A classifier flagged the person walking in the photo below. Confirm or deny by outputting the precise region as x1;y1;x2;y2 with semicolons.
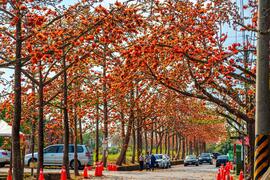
150;154;156;171
145;152;151;171
139;153;144;171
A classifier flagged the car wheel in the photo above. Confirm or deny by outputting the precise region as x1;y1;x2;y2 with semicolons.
70;160;81;170
184;164;187;166
28;158;37;167
0;163;5;167
210;162;213;165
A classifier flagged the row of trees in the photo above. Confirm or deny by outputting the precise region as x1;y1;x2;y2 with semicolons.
0;0;257;179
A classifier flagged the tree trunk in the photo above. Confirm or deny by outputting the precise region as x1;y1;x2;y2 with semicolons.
30;81;36;176
102;58;108;167
144;130;148;153
172;133;175;159
164;131;167;154
177;135;181;160
79;118;83;145
12;13;22;180
167;132;171;157
181;137;186;159
131;121;136;164
136;117;143;161
62;54;70;178
37;61;44;178
95;93;99;163
150;122;154;154
116;89;135;166
120;112;126;164
159;133;163;154
155;128;158;153
74;108;79;176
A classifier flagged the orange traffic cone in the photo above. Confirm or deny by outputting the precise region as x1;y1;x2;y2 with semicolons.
83;164;88;178
38;168;45;180
6;169;12;180
239;170;244;180
216;172;221;180
61;166;67;180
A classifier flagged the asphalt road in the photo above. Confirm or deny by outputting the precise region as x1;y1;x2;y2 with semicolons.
0;164;218;180
103;164;217;180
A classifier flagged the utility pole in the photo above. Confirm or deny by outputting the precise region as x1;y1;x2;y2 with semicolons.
254;0;270;179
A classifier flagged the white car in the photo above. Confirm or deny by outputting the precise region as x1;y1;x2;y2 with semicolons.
154;154;171;168
0;149;10;167
24;144;93;169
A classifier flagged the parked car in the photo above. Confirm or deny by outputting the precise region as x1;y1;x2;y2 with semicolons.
184;155;199;166
0;149;10;167
212;152;221;159
152;154;171;168
198;153;213;164
163;154;171;168
24;144;92;169
216;155;229;167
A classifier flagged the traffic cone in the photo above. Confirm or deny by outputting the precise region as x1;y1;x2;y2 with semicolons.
95;165;103;176
239;170;244;180
38;168;45;180
6;169;12;180
216;172;221;180
60;166;67;180
83;164;88;178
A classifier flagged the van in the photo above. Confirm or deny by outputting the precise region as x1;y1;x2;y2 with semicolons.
24;144;93;169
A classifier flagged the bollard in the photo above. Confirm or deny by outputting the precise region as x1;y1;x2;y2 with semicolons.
113;164;118;171
60;166;67;180
38;169;45;180
95;165;103;176
216;172;221;180
83;164;89;178
6;169;12;180
239;170;244;180
107;163;111;171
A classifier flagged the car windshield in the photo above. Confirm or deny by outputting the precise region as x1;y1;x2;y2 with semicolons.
154;155;163;159
186;155;196;159
201;153;210;157
217;155;228;160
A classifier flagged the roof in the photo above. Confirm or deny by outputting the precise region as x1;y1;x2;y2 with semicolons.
0;120;24;137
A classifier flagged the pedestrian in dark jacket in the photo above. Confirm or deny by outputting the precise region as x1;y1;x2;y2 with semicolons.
139;154;144;171
150;154;156;171
145;152;151;171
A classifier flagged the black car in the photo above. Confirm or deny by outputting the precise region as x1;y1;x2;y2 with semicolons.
216;155;229;167
198;153;213;164
184;155;199;166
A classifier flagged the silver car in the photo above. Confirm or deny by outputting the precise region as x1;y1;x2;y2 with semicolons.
24;144;92;169
154;154;171;168
0;149;10;167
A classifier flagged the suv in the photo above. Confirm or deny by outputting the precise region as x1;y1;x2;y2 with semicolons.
198;153;213;165
0;150;10;167
24;144;92;169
